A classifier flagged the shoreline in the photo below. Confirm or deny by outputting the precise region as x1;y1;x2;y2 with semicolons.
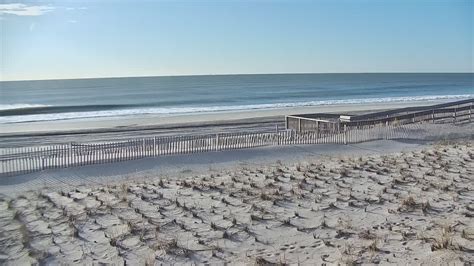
0;100;454;137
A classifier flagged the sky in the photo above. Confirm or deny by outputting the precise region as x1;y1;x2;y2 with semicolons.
0;0;472;81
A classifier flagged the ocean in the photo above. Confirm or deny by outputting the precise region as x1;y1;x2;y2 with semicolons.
0;73;472;124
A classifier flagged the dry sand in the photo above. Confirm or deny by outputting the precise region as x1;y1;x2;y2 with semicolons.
0;140;473;265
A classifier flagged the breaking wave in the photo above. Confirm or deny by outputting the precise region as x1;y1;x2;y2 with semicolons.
0;94;472;124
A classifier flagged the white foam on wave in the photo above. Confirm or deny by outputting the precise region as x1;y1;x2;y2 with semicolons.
0;104;52;111
0;94;472;124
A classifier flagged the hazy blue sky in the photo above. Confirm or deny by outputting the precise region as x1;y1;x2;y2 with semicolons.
1;0;472;81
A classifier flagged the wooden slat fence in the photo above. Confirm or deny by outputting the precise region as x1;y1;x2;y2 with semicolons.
0;118;472;177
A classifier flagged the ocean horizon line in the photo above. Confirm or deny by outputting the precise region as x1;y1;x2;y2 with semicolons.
2;71;473;83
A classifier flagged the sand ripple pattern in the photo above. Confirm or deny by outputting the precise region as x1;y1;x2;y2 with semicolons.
0;141;473;265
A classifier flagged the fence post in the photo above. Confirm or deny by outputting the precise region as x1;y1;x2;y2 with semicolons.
63;144;66;168
48;146;52;169
453;107;457;124
24;147;29;174
215;134;219;151
343;124;347;145
51;145;55;169
90;143;94;164
469;103;472;122
113;142;117;163
170;137;174;154
6;148;10;174
107;143;111;163
125;141;129;160
12;147;17;174
70;143;74;167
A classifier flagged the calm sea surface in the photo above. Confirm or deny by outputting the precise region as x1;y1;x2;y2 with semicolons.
0;73;472;124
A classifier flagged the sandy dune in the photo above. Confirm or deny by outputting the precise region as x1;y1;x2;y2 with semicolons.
0;141;473;265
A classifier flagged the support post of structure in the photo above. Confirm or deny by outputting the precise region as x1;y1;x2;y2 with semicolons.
298;118;301;133
316;121;319;138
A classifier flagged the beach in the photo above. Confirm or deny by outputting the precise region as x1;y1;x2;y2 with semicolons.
2;73;472;136
1;75;473;265
0;99;463;147
0;139;472;264
2;0;473;264
0;100;473;265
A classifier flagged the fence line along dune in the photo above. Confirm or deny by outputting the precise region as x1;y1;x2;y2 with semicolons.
1;120;473;177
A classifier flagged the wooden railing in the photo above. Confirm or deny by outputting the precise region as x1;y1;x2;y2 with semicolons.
286;99;473;133
345;103;473;127
0;121;472;177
